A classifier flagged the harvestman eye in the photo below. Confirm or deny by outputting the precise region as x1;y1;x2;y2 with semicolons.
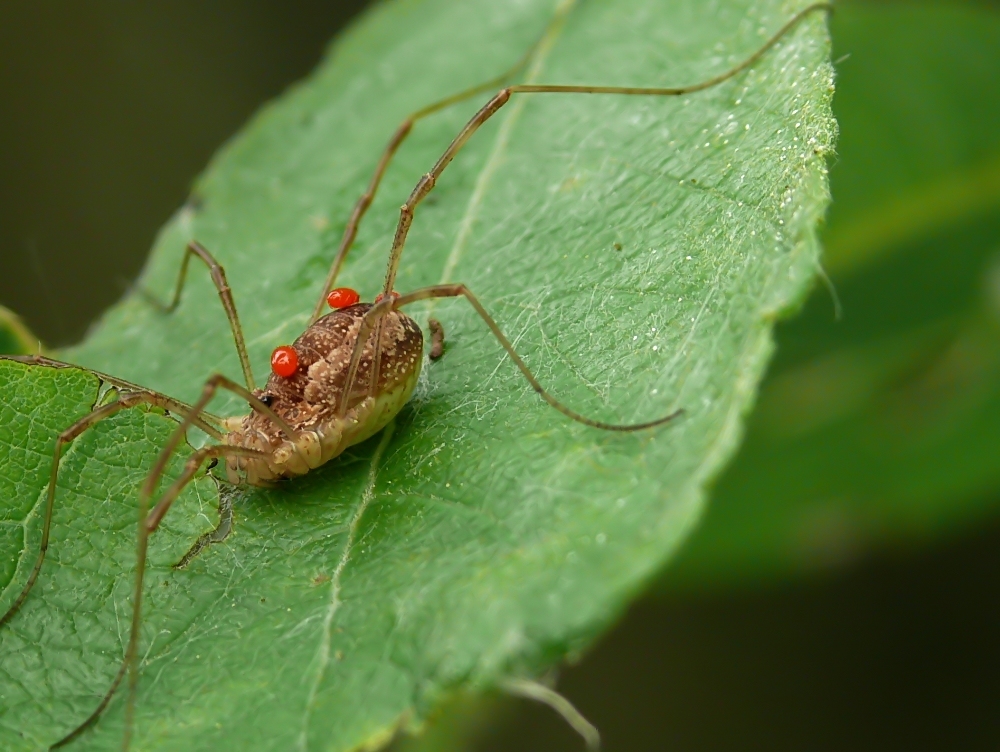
0;4;832;749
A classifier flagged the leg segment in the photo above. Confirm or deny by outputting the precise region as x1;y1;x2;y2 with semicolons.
379;3;832;296
343;286;683;431
147;240;257;391
141;373;299;513
308;0;579;321
51;370;288;748
52;441;269;750
0;389;222;629
3;354;227;431
1;366;292;748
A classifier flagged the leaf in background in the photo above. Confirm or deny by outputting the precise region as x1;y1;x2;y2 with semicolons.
0;0;833;749
669;1;1000;586
0;305;38;356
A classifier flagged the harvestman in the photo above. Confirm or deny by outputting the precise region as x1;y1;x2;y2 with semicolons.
0;3;830;748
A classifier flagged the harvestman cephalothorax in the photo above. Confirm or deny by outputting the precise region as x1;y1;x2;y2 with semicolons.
0;2;831;748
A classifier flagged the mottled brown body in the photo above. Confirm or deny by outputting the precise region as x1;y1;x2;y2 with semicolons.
224;303;423;484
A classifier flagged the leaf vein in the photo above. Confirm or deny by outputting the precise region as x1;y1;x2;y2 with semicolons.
297;420;396;751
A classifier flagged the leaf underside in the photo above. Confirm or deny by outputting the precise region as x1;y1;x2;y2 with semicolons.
0;0;834;750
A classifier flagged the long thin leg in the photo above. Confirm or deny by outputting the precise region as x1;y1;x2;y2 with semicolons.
2;354;229;431
52;441;269;751
139;373;299;517
51;370;291;749
342;285;683;431
0;390;223;629
146;240;257;391
380;3;832;296
308;0;578;322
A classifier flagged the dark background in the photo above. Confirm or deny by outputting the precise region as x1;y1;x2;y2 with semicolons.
0;1;368;346
1;2;998;750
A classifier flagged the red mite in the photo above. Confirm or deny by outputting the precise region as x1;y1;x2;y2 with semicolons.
326;287;360;309
270;345;298;378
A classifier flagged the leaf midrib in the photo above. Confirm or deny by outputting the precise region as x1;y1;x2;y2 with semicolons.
297;422;396;749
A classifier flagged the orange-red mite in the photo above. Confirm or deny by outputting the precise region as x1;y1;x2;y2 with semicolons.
326;287;360;309
270;345;298;378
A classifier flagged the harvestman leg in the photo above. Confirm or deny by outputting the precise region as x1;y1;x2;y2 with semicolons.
24;239;277;743
345;4;831;420
2;354;230;429
306;5;579;367
52;373;298;749
0;376;224;629
344;286;684;430
379;2;832;295
149;240;258;391
308;0;578;322
49;218;339;741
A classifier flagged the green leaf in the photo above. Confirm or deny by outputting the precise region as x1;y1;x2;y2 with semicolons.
668;1;1000;586
0;0;834;749
0;305;38;356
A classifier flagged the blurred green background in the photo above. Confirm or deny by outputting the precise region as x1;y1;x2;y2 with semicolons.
1;1;998;750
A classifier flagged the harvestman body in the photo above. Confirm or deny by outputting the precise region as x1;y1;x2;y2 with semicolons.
0;3;830;748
